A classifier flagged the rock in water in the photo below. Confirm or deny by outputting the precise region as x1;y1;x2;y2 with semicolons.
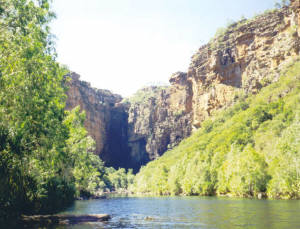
22;214;111;226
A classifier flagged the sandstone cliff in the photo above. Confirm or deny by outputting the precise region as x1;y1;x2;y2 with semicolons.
188;4;300;128
65;2;300;171
125;2;300;164
126;78;192;165
65;73;130;169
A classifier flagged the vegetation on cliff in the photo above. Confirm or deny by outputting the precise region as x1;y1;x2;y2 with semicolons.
122;86;167;105
0;0;132;223
132;60;300;199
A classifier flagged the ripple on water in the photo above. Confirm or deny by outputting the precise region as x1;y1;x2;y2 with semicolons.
57;196;300;229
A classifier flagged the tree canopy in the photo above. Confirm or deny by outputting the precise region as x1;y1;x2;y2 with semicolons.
0;0;133;223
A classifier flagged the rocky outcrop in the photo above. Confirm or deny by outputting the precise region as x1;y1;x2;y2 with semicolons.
188;5;300;128
65;2;300;171
126;3;300;164
65;73;130;169
126;74;192;167
22;214;110;227
65;72;193;171
291;0;300;33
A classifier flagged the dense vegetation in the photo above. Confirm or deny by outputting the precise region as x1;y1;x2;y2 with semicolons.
132;60;300;199
0;0;132;223
122;86;167;105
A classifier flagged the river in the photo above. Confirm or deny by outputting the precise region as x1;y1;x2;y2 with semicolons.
58;196;300;229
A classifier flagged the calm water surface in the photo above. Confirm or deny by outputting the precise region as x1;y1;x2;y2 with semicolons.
58;196;300;229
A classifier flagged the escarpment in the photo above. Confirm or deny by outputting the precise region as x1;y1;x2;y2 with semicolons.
188;4;300;128
65;73;130;169
65;2;300;171
126;73;193;166
65;73;193;171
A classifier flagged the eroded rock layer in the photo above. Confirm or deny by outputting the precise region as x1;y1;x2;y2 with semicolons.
188;5;299;128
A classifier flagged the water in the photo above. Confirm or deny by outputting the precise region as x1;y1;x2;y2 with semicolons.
58;196;300;229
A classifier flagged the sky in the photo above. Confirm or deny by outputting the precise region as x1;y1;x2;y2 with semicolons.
51;0;278;97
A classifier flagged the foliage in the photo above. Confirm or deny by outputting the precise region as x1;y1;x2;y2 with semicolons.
106;167;135;192
132;61;300;199
267;115;300;199
64;107;107;197
122;86;167;105
217;145;269;197
0;0;133;222
0;0;71;220
275;0;290;9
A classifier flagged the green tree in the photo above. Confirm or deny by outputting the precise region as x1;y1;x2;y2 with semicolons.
64;107;107;197
0;0;71;220
268;115;300;199
217;145;268;197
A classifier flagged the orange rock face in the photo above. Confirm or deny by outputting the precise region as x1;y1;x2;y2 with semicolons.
65;73;130;168
186;5;300;128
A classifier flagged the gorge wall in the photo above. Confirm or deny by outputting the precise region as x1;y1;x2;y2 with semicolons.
188;3;300;128
65;73;130;169
66;1;300;171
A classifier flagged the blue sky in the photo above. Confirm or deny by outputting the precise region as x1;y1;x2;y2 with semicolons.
51;0;278;96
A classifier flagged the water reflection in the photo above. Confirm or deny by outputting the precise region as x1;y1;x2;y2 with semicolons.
58;196;300;229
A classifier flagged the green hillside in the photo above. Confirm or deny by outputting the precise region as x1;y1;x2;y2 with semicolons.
132;60;300;199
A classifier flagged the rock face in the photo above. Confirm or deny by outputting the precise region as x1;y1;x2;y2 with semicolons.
126;75;192;168
188;5;300;128
66;2;300;171
291;0;300;29
65;73;130;169
126;3;300;165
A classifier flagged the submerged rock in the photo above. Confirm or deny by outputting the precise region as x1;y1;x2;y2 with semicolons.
21;214;111;226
